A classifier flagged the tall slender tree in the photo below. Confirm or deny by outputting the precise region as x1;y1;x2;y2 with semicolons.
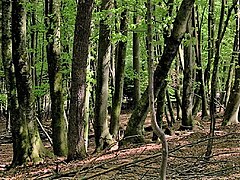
45;0;68;156
146;0;168;179
11;0;45;166
181;13;194;130
2;0;17;132
222;0;240;126
94;0;114;151
67;0;94;160
110;8;128;138
206;0;237;158
133;4;141;108
123;0;195;144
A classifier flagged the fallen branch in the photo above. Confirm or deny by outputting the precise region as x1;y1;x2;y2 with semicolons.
36;117;53;145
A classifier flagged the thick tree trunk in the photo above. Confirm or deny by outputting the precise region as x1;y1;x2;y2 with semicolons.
67;0;93;160
123;0;195;144
110;9;128;138
94;0;114;151
45;0;68;156
11;0;45;166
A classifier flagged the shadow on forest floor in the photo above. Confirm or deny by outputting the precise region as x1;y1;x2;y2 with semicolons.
0;112;239;179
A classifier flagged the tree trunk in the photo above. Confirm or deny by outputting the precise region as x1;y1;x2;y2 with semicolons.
181;13;194;130
11;0;45;166
67;0;94;160
133;10;141;108
204;0;215;91
94;0;114;151
146;1;168;179
222;1;240;126
45;0;68;156
223;6;239;107
2;0;18;132
110;9;128;138
206;0;237;158
192;6;208;118
123;0;195;144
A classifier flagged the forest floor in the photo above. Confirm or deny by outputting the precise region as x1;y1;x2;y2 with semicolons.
0;111;240;179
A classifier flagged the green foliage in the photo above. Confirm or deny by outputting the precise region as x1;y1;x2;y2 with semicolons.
33;83;49;97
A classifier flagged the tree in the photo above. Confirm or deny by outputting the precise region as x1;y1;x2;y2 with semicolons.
181;13;194;130
222;0;240;126
206;0;237;158
67;0;94;160
94;0;114;151
45;0;68;157
2;0;17;132
110;8;128;138
146;0;168;179
123;0;195;143
132;3;141;108
11;0;45;166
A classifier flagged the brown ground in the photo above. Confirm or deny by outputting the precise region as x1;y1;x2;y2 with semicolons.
0;112;239;179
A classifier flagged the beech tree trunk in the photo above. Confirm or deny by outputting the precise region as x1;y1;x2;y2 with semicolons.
110;9;128;138
11;0;45;166
67;0;94;160
181;14;194;130
94;0;114;151
45;0;68;156
2;0;17;132
123;0;195;144
206;0;237;158
222;1;240;126
146;1;168;179
133;10;141;108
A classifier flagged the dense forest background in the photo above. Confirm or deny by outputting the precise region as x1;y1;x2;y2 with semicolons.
0;0;240;179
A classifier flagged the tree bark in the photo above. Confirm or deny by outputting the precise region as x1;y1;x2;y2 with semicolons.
146;1;168;179
181;13;194;130
206;0;237;158
222;0;240;126
67;0;94;160
11;0;45;166
110;9;128;138
2;0;18;132
45;0;68;156
123;0;195;144
94;0;114;151
133;8;141;108
204;0;215;91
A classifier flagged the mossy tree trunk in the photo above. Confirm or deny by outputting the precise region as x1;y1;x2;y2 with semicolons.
67;0;93;160
2;0;18;132
123;0;195;144
11;0;45;166
110;9;128;138
94;0;114;151
45;0;68;156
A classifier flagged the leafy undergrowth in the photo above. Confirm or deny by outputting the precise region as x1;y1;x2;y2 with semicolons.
0;113;239;179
